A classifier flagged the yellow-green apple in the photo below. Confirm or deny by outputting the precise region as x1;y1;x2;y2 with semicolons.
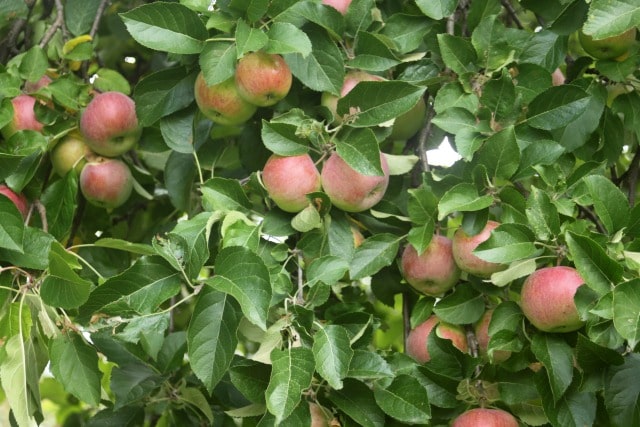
321;71;384;124
235;52;292;107
80;91;141;157
474;309;511;363
401;236;461;297
194;73;257;126
452;220;506;277
520;266;585;333
79;156;133;209
406;315;468;363
452;408;518;427
579;28;636;60
551;68;565;86
51;131;91;176
321;151;389;212
261;153;322;212
322;0;352;14
0;184;29;219
1;94;45;138
389;97;426;141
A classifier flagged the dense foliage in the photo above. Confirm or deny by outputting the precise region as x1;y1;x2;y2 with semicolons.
1;0;639;426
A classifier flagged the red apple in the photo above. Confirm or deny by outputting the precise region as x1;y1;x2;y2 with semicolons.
321;71;384;124
261;153;322;213
406;315;468;363
452;221;506;277
474;309;511;363
80;91;141;157
51;132;90;176
452;408;518;427
235;52;292;107
520;266;585;333
1;95;44;138
401;235;461;297
24;75;53;93
389;97;426;141
0;184;29;219
79;156;133;209
194;73;257;126
579;28;636;60
321;151;389;212
322;0;352;14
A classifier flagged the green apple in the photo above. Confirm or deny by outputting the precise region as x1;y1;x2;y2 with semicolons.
51;132;91;176
579;28;636;60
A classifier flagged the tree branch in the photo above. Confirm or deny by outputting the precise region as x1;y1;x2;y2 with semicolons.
39;0;67;48
90;0;111;38
500;0;523;29
627;147;640;206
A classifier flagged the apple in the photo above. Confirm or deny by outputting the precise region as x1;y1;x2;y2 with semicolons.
551;68;565;86
321;71;384;124
474;309;511;363
194;73;257;126
322;0;352;15
452;408;518;427
1;94;45;138
80;91;141;157
79;156;133;209
321;151;389;212
406;315;468;363
401;235;461;297
24;75;53;93
452;220;506;277
579;28;636;60
235;51;292;107
309;402;330;427
520;266;585;333
261;153;322;212
51;132;90;176
0;184;29;219
389;97;426;141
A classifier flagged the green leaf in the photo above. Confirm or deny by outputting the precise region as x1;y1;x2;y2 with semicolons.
531;334;573;402
437;34;478;75
526;186;561;240
188;287;241;393
471;16;520;72
347;350;394;380
536;373;597;427
64;0;101;35
265;22;312;57
265;347;315;423
201;177;252;212
565;232;621;296
230;358;271;403
474;223;537;263
180;386;215;423
40;243;92;309
349;234;400;280
110;362;164;409
381;14;432;54
433;286;485;324
605;353;640;427
93;238;156;256
582;0;640;39
0;335;38;427
260;120;309;156
582;175;629;234
313;324;354;390
348;31;400;72
437;183;494;220
160;108;195;154
118;313;169;360
49;333;101;407
275;0;345;39
480;69;517;123
18;46;48;83
328;379;386;427
612;279;640;346
373;375;431;424
527;85;590;130
235;19;268;57
408;185;438;223
0;227;54;270
575;334;624;372
134;67;197;126
416;0;457;19
431;107;478;135
205;246;272;330
0;196;25;253
199;41;236;86
476;126;520;180
334;127;383;175
120;3;207;54
307;256;349;287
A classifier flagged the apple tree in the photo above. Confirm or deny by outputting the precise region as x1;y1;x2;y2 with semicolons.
1;0;639;425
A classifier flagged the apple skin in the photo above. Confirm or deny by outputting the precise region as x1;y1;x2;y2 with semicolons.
79;156;133;209
0;184;29;219
261;153;322;213
474;309;511;363
520;266;585;333
401;235;461;297
194;73;257;126
452;220;506;277
1;95;45;138
321;151;389;212
309;402;330;427
579;28;636;60
389;97;426;141
24;75;52;93
321;71;384;124
235;52;292;107
551;68;565;86
452;408;519;427
406;315;468;363
322;0;352;14
80;91;141;157
51;132;91;176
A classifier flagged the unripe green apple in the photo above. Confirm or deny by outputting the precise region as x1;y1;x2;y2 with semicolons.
79;156;133;209
322;0;352;14
321;71;384;124
520;266;585;333
321;151;389;212
80;91;141;157
1;94;45;138
474;309;511;363
51;132;91;176
406;315;468;363
389;97;426;141
452;220;506;277
0;184;29;219
194;73;257;126
261;153;322;212
452;408;519;427
401;235;461;297
579;28;636;60
235;52;292;107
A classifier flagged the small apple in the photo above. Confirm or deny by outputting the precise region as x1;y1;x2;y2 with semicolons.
452;408;518;427
406;315;468;363
389;97;426;141
235;52;292;107
551;68;565;86
51;132;91;176
322;0;352;15
321;71;384;124
1;94;45;138
0;184;29;219
309;402;330;427
474;309;511;363
261;153;322;212
321;151;389;212
520;266;585;333
194;73;257;126
24;75;53;93
452;220;506;277
79;156;133;209
80;91;141;157
579;28;636;60
401;235;461;297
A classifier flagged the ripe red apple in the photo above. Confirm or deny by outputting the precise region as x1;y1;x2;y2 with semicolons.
474;309;511;363
401;236;461;297
79;156;133;209
321;151;389;212
322;0;352;14
51;132;90;176
452;220;506;277
406;315;468;363
1;95;44;138
389;97;426;141
80;91;141;157
194;73;257;126
0;184;29;219
520;266;585;333
452;408;518;427
321;71;384;124
261;153;322;213
235;52;292;107
579;28;636;60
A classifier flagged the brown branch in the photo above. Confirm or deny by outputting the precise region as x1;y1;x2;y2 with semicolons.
501;0;523;29
402;292;412;351
39;0;66;48
0;19;27;63
627;147;640;206
578;205;607;235
90;0;111;38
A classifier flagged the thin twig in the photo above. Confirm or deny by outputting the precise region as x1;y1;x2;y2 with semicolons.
627;147;640;206
33;200;48;233
90;0;111;38
402;292;411;350
578;205;607;235
0;19;27;63
500;0;523;29
39;0;66;48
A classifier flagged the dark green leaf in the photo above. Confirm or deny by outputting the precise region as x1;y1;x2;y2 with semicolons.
40;243;92;309
433;286;485;325
527;85;590;130
201;177;252;212
373;375;431;424
349;233;400;280
612;279;640;345
605;353;640;427
476;126;520;179
581;175;629;234
437;183;494;220
474;223;537;263
437;34;478;75
260;120;309;156
199;41;236;86
531;334;573;402
313;324;354;389
49;333;100;406
334;127;382;175
265;22;312;56
134;67;197;126
329;379;385;427
582;0;640;39
565;232;621;296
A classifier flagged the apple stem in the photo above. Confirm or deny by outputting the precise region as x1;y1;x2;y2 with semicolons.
33;200;48;233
